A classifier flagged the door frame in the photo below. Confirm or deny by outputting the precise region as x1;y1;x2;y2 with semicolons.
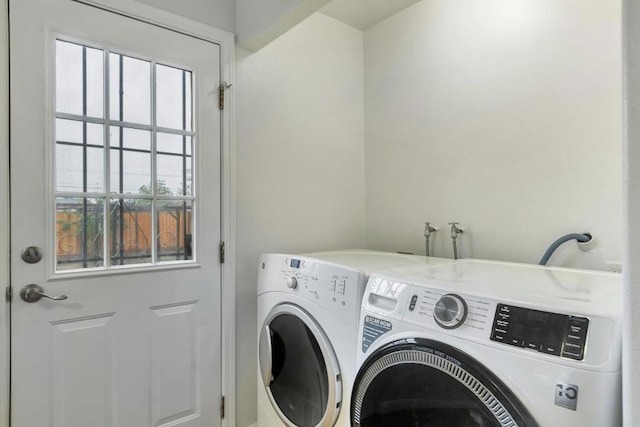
0;0;236;426
0;0;9;426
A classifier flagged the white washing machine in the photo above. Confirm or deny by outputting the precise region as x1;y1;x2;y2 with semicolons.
351;259;622;427
257;250;454;427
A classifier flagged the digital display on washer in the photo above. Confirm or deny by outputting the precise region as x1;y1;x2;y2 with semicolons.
490;304;588;360
290;258;301;268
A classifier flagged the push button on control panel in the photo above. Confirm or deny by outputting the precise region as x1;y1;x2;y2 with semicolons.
540;344;562;356
561;317;588;360
409;295;418;311
507;337;525;348
525;341;541;351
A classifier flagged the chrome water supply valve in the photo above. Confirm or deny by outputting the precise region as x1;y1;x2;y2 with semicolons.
424;222;438;257
449;222;464;260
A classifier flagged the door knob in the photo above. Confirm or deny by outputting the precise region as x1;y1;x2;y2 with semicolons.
19;284;68;303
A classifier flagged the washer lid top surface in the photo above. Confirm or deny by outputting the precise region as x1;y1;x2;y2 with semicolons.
381;258;622;310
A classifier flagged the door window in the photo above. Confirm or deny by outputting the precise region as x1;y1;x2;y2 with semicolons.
54;39;195;271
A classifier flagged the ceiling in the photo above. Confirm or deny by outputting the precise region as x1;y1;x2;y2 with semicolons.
320;0;421;30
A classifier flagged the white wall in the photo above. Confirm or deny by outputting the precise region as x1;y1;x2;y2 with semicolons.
363;0;622;270
235;13;365;426
133;0;235;32
623;0;640;424
235;0;332;51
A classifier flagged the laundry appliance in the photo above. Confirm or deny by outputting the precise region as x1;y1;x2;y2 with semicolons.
351;259;622;427
256;250;454;427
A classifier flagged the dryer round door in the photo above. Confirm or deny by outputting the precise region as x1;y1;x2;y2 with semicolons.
351;338;538;427
259;303;342;427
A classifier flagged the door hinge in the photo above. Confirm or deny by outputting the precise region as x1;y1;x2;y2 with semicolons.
5;286;11;303
219;241;225;264
218;82;232;111
220;395;225;419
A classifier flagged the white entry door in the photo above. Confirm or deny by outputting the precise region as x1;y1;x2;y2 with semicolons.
9;0;222;426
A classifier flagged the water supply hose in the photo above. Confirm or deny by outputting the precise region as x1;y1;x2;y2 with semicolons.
538;233;592;265
453;238;459;260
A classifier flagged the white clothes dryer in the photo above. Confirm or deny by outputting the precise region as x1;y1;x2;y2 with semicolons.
257;250;454;427
351;259;622;427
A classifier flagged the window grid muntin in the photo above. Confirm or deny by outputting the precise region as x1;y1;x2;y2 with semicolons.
150;55;157;265
54;38;196;272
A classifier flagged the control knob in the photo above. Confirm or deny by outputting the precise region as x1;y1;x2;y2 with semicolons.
286;276;298;289
433;293;467;329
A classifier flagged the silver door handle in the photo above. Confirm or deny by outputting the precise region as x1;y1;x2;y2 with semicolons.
20;284;68;303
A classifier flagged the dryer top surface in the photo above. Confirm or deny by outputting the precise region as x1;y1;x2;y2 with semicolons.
302;249;453;274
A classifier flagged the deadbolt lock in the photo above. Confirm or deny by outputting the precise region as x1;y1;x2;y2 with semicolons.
21;246;43;264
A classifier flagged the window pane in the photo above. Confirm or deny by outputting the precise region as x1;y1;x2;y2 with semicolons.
86;146;104;192
86;47;104;118
56;119;83;144
185;76;192;131
157;133;191;156
87;122;104;146
109;124;120;148
110;198;152;265
56;41;83;115
108;53;120;120
122;127;150;151
56;144;83;192
56;197;105;270
110;126;151;151
109;53;151;125
157;153;191;196
56;119;103;146
109;127;151;194
56;144;104;192
56;41;104;117
157;200;193;262
156;64;191;131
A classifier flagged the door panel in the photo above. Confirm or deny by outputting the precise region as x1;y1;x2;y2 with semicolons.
51;314;115;427
151;302;200;425
9;0;221;425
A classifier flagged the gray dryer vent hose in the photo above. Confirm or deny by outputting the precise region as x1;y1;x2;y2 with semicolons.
538;233;592;265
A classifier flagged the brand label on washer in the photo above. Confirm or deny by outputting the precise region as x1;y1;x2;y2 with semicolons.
362;315;392;353
555;383;579;411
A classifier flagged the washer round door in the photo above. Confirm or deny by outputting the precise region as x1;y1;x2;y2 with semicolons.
351;338;538;427
259;303;342;427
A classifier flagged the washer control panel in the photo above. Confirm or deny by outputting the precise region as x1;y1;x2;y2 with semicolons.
363;271;619;368
397;284;494;342
490;304;589;360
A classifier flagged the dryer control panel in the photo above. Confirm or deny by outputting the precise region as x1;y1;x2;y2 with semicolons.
258;254;366;327
490;304;589;360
